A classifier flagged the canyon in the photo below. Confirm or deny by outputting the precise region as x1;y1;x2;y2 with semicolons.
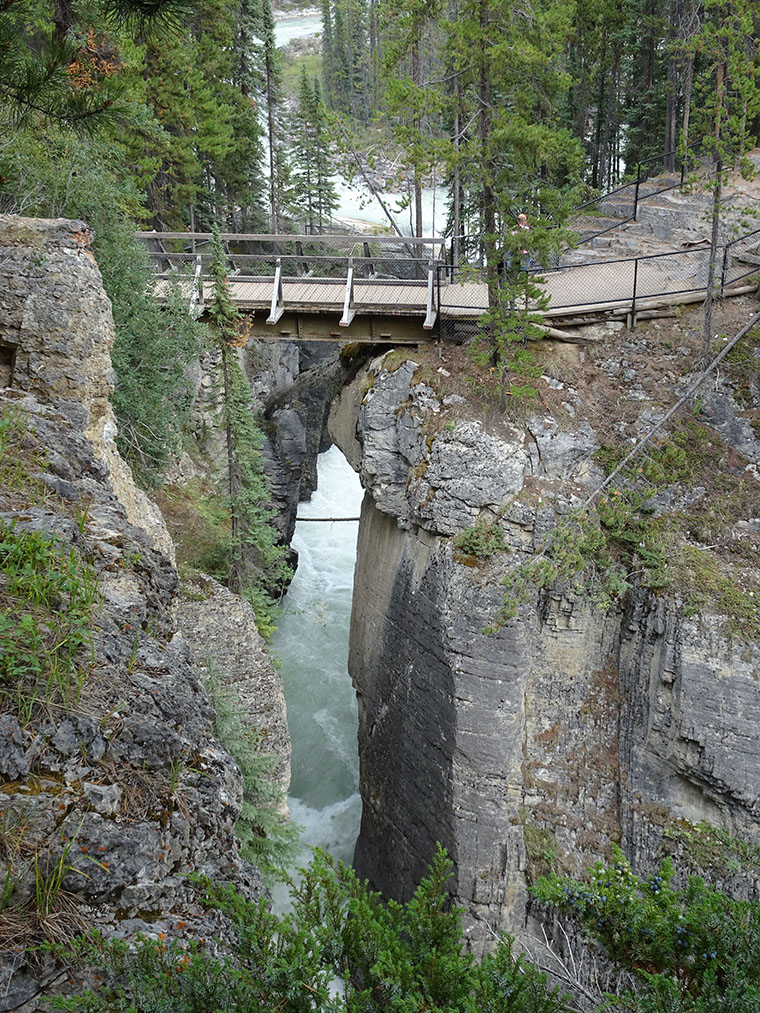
1;212;760;1004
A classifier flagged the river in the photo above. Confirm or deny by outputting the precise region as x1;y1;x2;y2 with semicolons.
270;446;364;878
269;11;437;887
274;10;446;237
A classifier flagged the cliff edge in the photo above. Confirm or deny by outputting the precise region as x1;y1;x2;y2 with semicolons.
0;216;288;1008
330;302;760;950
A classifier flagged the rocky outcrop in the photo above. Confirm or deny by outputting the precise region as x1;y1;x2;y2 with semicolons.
252;340;341;542
176;572;291;799
0;215;174;558
175;336;340;546
0;216;289;1007
330;331;760;951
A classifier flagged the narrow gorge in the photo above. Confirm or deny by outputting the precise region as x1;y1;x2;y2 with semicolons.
2;213;760;1006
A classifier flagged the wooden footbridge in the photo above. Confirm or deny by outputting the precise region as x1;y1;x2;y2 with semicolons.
141;232;449;344
137;227;760;343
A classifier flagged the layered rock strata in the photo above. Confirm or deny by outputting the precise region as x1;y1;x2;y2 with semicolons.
330;340;760;950
0;216;289;1006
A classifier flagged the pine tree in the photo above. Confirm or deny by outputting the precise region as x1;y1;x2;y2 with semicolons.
0;0;194;128
289;69;337;231
440;0;582;398
207;229;292;634
687;0;760;357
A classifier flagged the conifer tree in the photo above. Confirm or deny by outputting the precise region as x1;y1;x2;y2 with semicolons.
289;69;338;231
0;0;194;128
440;0;582;397
688;0;760;357
207;229;292;633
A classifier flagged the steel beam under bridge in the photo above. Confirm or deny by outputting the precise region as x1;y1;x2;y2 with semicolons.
218;307;431;344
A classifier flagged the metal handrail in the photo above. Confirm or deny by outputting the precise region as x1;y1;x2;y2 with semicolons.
437;226;760;317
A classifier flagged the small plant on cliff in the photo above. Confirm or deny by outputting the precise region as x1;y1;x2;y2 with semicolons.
204;665;299;872
534;845;760;1012
0;523;97;721
453;520;508;564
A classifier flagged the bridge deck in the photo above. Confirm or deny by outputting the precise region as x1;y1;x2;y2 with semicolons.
146;228;760;337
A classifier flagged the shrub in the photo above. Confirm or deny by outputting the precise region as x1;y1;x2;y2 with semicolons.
534;844;760;1012
0;523;97;722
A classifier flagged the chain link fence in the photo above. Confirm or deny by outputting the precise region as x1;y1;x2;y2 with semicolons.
437;227;760;327
569;147;709;244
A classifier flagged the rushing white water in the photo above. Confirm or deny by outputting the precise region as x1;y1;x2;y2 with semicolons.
274;12;321;48
271;446;364;874
274;11;446;236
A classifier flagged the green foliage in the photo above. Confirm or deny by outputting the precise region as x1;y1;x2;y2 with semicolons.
523;821;560;883
0;407;48;503
289;68;338;230
668;543;760;637
47;929;285;1012
493;411;760;633
104;226;204;485
663;820;760;877
203;666;299;871
44;841;760;1012
535;845;760;1012
0;522;97;721
321;0;373;123
290;846;570;1012
0;0;194;130
207;230;293;636
47;847;571;1011
0;128;204;486
493;509;629;629
453;520;508;562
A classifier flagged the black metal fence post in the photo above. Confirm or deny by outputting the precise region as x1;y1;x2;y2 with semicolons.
720;245;729;296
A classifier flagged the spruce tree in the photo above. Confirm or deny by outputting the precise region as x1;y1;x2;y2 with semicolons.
440;0;582;398
207;229;292;634
688;0;760;358
289;69;338;231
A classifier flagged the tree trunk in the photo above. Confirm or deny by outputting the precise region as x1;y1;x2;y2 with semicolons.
591;38;607;189
412;37;424;242
221;346;243;595
664;0;679;169
266;57;278;232
681;54;693;153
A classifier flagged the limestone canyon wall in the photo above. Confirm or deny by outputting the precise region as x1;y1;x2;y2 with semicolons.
330;342;760;949
0;216;289;1005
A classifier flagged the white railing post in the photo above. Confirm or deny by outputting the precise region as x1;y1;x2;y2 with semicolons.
423;258;437;330
340;258;356;327
266;257;285;324
189;255;203;315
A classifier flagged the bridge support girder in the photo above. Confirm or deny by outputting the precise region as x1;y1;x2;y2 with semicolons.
235;309;430;344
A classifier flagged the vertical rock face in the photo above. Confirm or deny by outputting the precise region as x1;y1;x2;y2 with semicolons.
0;214;173;557
0;216;290;1004
331;347;760;949
246;340;341;541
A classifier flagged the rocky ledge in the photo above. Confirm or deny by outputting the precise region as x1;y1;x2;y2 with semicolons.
330;314;760;951
0;217;289;1009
